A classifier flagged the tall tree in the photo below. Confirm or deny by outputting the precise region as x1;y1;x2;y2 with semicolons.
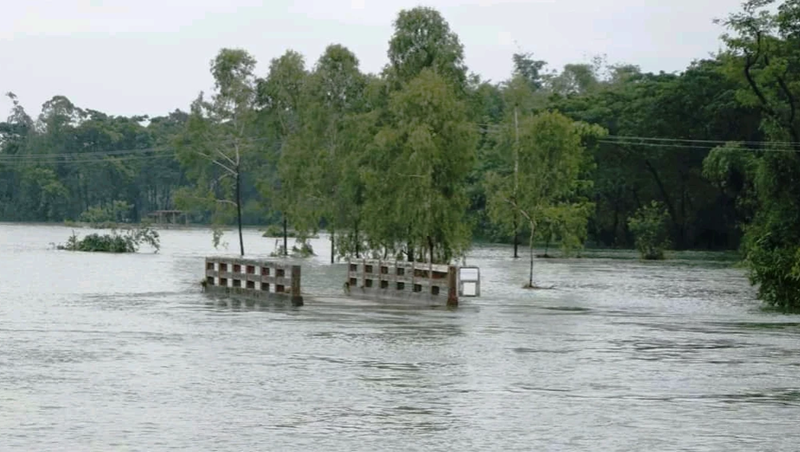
512;52;548;91
363;68;477;263
176;48;258;256
485;111;600;288
256;50;308;255
281;44;367;263
0;93;34;217
714;0;800;309
386;6;468;92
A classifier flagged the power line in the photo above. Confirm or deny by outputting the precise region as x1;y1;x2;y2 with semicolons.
0;153;178;165
601;135;800;147
0;137;275;159
475;124;800;153
475;121;800;148
598;139;800;153
0;136;279;163
0;145;172;160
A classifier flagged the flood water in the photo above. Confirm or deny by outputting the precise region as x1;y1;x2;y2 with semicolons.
1;224;799;451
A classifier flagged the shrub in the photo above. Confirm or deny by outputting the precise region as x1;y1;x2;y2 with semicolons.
78;200;132;227
628;201;671;260
58;225;160;253
262;224;296;238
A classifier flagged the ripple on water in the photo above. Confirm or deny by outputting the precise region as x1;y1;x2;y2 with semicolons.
1;225;798;451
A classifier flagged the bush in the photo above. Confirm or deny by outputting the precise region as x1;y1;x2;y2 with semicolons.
262;224;295;238
291;239;315;258
628;201;671;260
78;200;132;227
58;225;160;253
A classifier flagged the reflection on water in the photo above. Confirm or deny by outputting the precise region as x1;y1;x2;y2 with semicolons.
1;224;799;451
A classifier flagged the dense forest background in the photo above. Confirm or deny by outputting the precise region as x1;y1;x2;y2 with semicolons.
2;1;800;307
0;40;756;251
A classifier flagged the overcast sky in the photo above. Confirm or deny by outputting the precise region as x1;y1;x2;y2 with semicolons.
1;0;738;119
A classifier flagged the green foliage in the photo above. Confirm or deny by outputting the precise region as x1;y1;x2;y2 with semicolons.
78;200;132;226
276;44;367;263
386;7;467;91
539;202;595;256
712;0;800;310
262;224;296;238
255;50;309;249
485;110;597;286
18;166;68;221
291;238;315;258
628;202;671;260
175;48;259;256
512;52;548;91
58;225;160;253
363;68;477;263
211;226;227;250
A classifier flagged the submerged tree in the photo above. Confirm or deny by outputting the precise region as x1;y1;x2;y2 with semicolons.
256;50;308;256
176;48;258;256
363;69;477;263
628;201;671;260
485;111;599;288
280;44;367;263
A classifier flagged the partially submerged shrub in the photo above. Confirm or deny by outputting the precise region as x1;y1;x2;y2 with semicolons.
291;239;315;258
58;225;160;253
628;201;671;260
268;238;315;258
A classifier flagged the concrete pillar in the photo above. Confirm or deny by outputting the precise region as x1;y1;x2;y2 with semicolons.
447;265;458;308
291;265;303;307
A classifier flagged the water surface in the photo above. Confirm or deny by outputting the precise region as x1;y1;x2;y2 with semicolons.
1;224;798;451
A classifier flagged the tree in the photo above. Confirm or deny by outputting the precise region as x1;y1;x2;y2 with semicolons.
363;68;477;263
0;93;34;218
628;201;671;260
485;111;599;288
386;6;468;92
280;44;367;263
512;52;548;91
176;48;258;256
500;73;541;258
714;0;800;310
256;50;308;255
547;63;600;96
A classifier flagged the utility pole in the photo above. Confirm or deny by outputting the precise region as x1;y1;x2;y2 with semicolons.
513;107;520;259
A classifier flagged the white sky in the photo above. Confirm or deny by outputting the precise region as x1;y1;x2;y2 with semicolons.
0;0;738;119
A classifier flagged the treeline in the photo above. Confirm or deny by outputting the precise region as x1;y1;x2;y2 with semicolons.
2;2;800;306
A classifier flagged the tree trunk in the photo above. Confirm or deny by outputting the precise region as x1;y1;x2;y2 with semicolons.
283;216;288;257
354;220;360;258
513;214;519;259
611;197;620;247
544;234;550;257
528;222;536;288
644;159;679;235
330;222;335;264
235;169;244;256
